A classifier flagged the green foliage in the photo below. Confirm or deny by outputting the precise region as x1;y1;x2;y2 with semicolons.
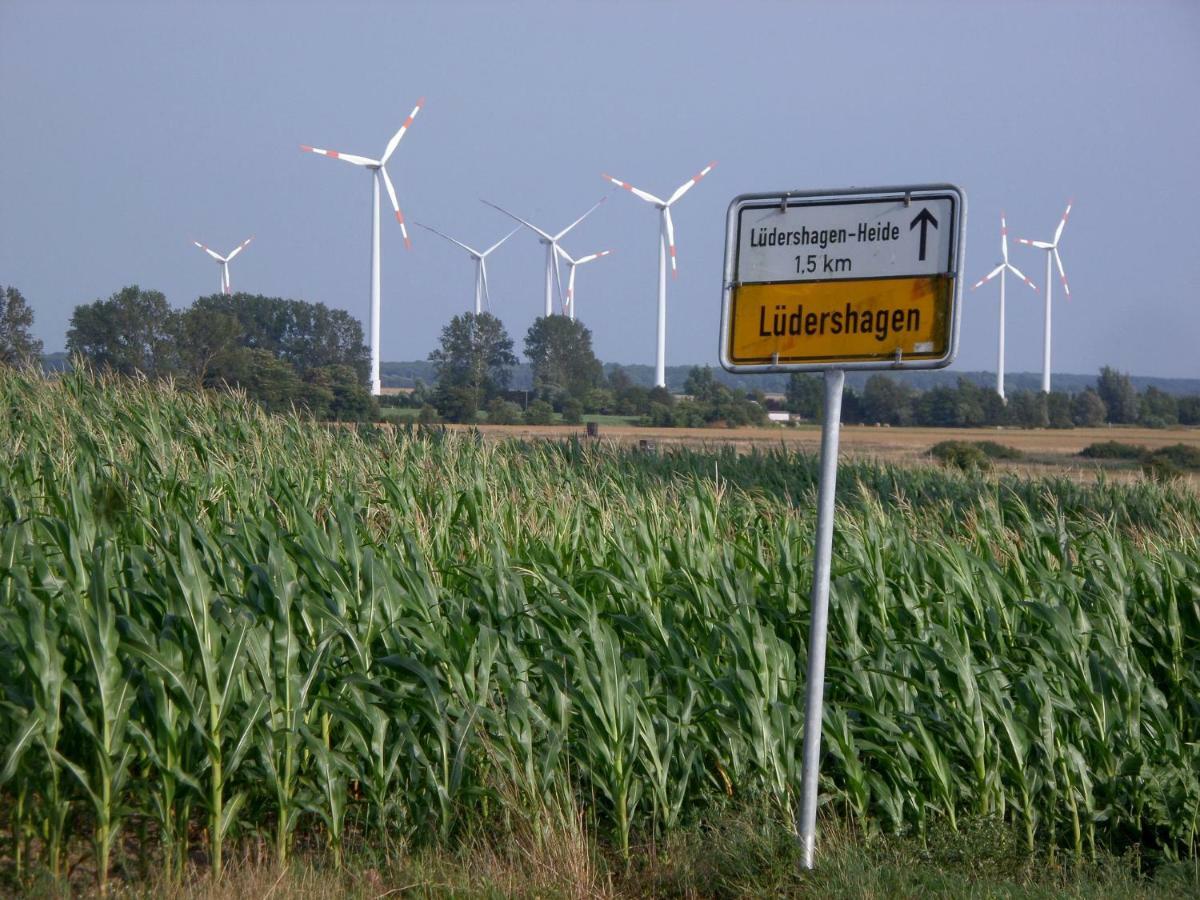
648;366;767;428
930;440;993;471
523;398;555;425
1097;367;1140;424
523;316;603;401
0;285;43;367
1079;441;1147;460
786;373;823;418
560;398;583;425
428;312;516;423
1;369;1199;891
1072;388;1108;427
67;285;176;377
485;398;522;425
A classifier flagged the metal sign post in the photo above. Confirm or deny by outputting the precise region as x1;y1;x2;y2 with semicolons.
718;185;966;869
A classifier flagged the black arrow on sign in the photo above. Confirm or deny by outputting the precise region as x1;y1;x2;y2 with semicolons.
909;208;939;261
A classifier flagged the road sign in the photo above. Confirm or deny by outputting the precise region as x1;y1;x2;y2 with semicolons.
719;185;965;372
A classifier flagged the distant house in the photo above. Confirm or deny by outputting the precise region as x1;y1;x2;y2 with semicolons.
767;411;792;424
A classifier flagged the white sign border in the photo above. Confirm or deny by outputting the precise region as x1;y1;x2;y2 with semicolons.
718;184;967;373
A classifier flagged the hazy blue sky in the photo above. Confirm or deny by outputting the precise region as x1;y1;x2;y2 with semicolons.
2;0;1198;377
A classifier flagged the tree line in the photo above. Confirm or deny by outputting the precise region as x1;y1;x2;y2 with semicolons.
406;312;769;427
785;367;1200;428
0;283;376;420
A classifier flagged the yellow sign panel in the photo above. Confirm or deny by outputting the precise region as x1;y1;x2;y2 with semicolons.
727;275;953;367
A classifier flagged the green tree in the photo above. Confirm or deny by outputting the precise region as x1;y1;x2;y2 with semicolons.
861;375;914;425
192;293;370;381
67;285;177;377
171;307;242;387
0;285;43;367
1178;396;1200;426
305;364;378;421
429;312;516;422
1071;388;1107;427
524;316;604;401
211;348;304;413
1046;391;1074;429
524;399;555;425
786;373;823;419
1097;366;1139;424
1007;390;1049;429
1138;386;1178;427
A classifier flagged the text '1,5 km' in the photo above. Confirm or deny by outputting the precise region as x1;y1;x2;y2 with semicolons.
719;185;965;372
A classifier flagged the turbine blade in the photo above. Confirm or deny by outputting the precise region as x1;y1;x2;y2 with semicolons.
576;249;613;266
193;241;225;262
1005;263;1038;292
601;173;665;205
1018;238;1054;249
567;266;577;313
482;226;521;257
415;222;478;256
381;97;425;165
1000;211;1009;261
553;245;565;305
480;200;554;241
481;260;491;311
299;145;378;167
225;236;254;262
380;167;411;248
1053;198;1073;245
554;244;576;266
667;160;717;205
663;207;677;277
1054;249;1070;298
554;197;606;240
971;264;1005;290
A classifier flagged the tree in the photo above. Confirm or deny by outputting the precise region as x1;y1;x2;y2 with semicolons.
429;312;516;422
1096;366;1139;424
305;364;377;421
524;316;604;401
1007;390;1049;428
192;293;370;381
0;285;43;367
786;374;823;419
67;286;177;377
1071;388;1107;427
1178;396;1200;426
861;375;914;425
171;307;241;387
1046;391;1074;429
524;399;554;425
1138;386;1178;427
211;348;304;413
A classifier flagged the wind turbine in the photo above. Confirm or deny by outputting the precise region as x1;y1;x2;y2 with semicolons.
1018;200;1073;393
554;246;613;321
192;237;253;295
300;97;424;395
415;223;520;314
480;198;606;318
970;212;1038;400
601;162;716;387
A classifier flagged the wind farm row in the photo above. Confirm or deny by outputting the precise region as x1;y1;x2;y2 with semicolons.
190;95;1074;400
191;96;715;396
971;201;1075;396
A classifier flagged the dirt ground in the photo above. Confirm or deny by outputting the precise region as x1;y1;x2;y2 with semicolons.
434;421;1200;478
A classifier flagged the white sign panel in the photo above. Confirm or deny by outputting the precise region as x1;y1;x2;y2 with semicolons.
736;196;957;284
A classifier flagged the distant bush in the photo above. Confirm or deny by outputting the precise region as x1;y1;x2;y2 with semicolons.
974;441;1023;460
1144;443;1200;471
561;398;583;425
931;441;992;472
417;404;440;425
1078;441;1147;460
524;399;554;426
486;398;522;425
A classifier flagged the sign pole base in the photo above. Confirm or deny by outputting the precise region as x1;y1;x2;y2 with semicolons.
797;367;845;870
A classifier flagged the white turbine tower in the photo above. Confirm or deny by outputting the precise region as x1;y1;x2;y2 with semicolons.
1018;200;1073;393
601;162;716;388
970;212;1038;400
192;237;253;295
480;198;606;318
554;247;613;321
300;97;424;395
415;223;520;314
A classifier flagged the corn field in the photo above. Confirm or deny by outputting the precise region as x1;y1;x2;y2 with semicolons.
1;369;1198;890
